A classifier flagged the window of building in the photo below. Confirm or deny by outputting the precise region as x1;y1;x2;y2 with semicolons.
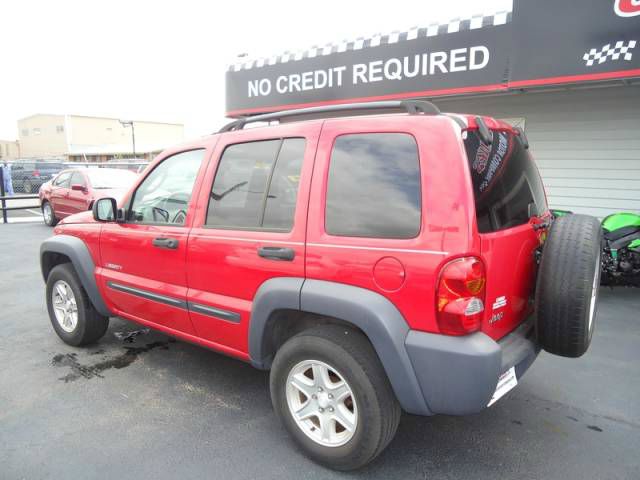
206;138;306;231
33;128;41;136
326;133;422;239
129;149;205;225
56;125;64;134
21;129;28;137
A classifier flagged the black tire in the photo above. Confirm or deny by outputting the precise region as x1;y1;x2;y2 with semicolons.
42;201;58;227
270;325;401;471
535;214;602;357
46;263;109;346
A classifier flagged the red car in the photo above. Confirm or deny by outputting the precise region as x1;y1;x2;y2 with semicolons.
39;168;137;226
40;101;602;470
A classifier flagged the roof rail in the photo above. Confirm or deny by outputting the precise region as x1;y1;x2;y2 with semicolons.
218;100;441;133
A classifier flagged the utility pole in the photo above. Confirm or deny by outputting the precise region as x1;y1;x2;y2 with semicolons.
119;120;136;159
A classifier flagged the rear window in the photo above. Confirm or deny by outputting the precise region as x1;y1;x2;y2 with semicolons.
326;133;421;239
464;129;547;233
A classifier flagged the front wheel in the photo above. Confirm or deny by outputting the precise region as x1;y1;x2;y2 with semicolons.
46;263;109;346
270;325;401;471
42;201;58;226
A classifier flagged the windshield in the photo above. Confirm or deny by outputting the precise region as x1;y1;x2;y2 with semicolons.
464;129;547;233
86;169;137;189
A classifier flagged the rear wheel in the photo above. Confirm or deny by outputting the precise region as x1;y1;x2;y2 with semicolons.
535;214;602;357
46;263;109;346
42;201;58;226
270;325;400;471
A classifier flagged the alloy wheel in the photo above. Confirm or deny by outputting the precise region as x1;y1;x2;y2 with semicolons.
51;280;78;333
43;203;53;224
285;359;358;447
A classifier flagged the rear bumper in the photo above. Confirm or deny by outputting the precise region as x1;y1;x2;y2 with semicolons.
405;317;539;415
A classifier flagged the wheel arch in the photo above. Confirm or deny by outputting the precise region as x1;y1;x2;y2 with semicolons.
249;277;431;415
40;235;112;317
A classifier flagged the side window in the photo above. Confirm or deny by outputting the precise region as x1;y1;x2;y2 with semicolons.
326;133;421;239
129;149;205;225
263;139;305;230
70;172;85;187
206;138;305;231
53;172;72;188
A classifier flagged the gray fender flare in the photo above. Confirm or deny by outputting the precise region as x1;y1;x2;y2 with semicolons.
249;277;304;369
248;277;431;416
40;235;112;317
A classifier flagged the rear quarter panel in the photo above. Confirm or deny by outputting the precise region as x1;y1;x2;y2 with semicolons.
305;115;478;333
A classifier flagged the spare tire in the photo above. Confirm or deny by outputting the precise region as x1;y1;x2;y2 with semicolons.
535;214;602;358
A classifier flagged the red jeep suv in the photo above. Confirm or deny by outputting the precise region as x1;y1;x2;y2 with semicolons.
40;101;602;470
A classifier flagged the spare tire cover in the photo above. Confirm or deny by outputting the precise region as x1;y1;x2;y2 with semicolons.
535;214;602;358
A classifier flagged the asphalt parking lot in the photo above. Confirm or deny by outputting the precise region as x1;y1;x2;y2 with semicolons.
1;222;639;480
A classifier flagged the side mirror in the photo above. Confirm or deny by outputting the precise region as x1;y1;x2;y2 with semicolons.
71;183;87;193
93;197;117;222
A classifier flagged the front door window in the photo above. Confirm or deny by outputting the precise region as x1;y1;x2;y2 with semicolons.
129;149;205;225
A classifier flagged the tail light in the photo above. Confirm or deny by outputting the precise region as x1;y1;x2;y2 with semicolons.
33;170;40;177
436;257;486;335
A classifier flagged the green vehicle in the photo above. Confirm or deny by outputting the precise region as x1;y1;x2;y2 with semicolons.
601;212;640;286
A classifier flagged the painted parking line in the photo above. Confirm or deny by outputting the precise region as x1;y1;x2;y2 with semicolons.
26;209;42;216
6;216;43;224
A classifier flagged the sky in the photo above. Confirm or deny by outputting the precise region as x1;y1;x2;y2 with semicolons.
0;0;511;141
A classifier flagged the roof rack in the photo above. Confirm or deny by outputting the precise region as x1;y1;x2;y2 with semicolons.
218;100;442;133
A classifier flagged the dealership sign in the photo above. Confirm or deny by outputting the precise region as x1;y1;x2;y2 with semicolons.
226;0;640;116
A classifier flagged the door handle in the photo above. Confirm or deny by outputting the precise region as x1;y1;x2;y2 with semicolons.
152;237;179;249
257;246;295;261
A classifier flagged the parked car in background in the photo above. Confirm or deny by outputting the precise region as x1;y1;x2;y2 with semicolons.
11;161;65;193
39;168;137;226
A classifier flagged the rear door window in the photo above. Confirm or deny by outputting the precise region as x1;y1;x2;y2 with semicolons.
325;133;421;239
464;130;547;233
206;138;305;231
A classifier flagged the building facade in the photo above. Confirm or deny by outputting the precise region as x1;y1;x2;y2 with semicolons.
17;114;184;162
0;140;20;160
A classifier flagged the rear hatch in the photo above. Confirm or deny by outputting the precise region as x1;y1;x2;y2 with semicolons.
463;127;548;340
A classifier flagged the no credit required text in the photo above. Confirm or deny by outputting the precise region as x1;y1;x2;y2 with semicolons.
248;45;490;98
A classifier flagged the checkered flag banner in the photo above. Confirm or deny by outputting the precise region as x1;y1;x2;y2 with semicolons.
583;40;636;66
229;9;512;71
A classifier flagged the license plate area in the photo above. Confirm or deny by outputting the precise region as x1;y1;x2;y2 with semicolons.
487;366;517;407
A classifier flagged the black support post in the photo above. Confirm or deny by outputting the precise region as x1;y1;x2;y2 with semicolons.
0;167;7;224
